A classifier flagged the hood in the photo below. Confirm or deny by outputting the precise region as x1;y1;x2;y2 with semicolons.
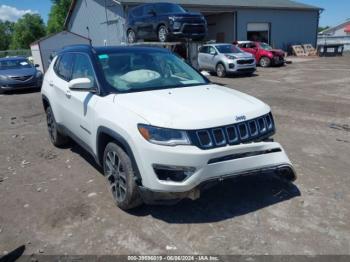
171;12;202;18
228;52;253;59
0;67;36;77
115;84;270;130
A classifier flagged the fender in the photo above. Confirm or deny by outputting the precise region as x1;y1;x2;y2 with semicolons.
96;126;143;185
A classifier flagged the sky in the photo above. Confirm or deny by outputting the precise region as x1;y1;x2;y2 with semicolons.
0;0;349;27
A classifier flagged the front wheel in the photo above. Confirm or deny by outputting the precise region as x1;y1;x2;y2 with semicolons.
103;142;142;210
216;63;226;78
158;25;168;43
259;57;271;67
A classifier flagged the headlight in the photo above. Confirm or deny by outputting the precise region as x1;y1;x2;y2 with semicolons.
173;22;181;30
225;54;237;60
138;124;191;146
36;71;43;78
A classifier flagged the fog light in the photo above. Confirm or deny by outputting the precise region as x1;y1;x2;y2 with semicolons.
229;63;235;69
153;164;196;182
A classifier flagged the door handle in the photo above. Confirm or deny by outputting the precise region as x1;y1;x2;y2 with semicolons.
65;90;71;98
49;81;54;87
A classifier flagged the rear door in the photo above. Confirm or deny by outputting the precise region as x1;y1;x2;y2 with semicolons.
64;53;98;149
50;53;74;127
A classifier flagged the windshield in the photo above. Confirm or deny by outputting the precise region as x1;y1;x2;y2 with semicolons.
0;59;33;70
154;3;186;14
259;43;273;51
97;50;208;93
215;45;242;54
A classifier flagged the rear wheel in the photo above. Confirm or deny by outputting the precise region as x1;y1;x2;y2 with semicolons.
127;29;137;44
103;142;142;210
216;63;226;78
158;25;168;43
45;106;69;147
260;57;271;67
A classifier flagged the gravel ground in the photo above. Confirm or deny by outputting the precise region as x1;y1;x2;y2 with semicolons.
0;55;349;256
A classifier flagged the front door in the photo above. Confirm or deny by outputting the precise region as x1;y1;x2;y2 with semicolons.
65;53;98;149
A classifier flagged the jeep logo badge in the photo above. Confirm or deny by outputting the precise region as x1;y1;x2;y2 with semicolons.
235;115;246;122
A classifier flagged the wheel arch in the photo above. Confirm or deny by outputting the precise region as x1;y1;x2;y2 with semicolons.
96;126;142;185
42;95;50;111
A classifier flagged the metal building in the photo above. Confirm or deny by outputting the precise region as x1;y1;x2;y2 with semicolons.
30;31;91;72
65;0;321;50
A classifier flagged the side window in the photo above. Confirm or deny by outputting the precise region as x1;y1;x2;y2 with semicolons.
132;6;142;17
143;5;154;16
199;46;208;53
56;53;74;81
71;54;96;87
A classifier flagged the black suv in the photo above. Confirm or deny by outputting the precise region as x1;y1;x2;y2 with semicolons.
127;3;207;43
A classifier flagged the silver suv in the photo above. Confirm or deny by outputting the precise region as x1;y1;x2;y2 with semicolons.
198;44;256;77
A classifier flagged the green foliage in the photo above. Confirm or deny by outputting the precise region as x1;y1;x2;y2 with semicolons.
0;20;15;50
47;0;72;34
318;26;330;33
10;14;46;49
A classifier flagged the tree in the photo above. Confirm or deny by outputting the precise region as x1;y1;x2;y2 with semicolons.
10;14;46;49
47;0;72;34
0;20;14;50
318;26;330;33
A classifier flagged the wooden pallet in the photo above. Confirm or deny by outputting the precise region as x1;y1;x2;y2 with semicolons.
291;45;308;56
303;44;318;56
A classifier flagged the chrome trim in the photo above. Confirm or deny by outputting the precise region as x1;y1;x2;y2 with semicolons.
248;120;259;137
238;123;249;140
226;126;239;144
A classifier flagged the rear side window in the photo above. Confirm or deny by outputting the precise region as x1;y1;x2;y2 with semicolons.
55;53;74;81
143;5;155;16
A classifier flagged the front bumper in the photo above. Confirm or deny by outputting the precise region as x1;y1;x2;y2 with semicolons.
0;79;42;91
272;56;285;65
224;59;256;74
169;23;207;40
134;140;295;197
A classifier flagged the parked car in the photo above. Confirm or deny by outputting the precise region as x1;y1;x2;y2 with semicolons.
42;45;296;210
0;57;43;94
198;44;256;77
126;2;207;43
236;41;285;67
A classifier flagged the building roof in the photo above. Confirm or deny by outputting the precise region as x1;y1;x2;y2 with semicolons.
319;20;350;35
30;30;90;46
120;0;320;10
65;0;321;28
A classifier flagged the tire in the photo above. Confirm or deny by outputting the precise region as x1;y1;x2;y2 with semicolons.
103;142;142;210
259;57;271;68
0;89;4;95
158;25;168;43
45;106;69;147
127;29;137;44
216;63;226;78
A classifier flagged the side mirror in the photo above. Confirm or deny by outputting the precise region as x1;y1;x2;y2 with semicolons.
210;50;216;55
68;78;96;92
35;64;40;68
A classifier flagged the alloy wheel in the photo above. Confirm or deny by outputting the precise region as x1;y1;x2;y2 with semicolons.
158;26;168;42
105;150;127;202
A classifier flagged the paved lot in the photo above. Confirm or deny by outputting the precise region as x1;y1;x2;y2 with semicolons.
0;56;349;256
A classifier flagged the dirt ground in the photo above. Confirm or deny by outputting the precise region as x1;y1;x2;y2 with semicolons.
0;55;349;256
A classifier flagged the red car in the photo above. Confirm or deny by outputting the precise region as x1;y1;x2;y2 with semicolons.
236;41;285;67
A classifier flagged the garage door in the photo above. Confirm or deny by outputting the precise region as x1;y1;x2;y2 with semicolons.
247;23;270;43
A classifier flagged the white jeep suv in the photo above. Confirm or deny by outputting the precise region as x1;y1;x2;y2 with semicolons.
42;45;296;210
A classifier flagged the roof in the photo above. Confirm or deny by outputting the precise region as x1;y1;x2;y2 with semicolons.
120;0;321;10
30;30;90;46
65;0;321;27
60;44;170;54
319;20;350;35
